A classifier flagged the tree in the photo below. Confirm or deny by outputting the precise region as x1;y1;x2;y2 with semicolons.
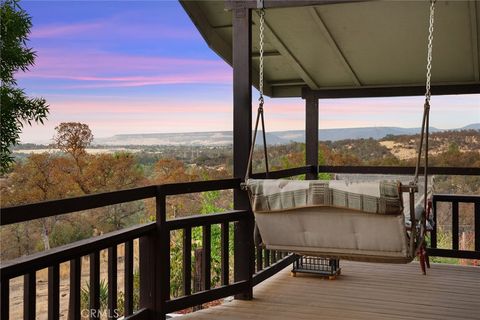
86;153;146;231
0;150;147;257
0;153;80;253
53;122;93;161
1;0;49;173
53;122;94;193
151;158;200;218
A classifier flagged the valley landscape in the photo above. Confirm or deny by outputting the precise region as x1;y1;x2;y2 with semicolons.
3;124;479;318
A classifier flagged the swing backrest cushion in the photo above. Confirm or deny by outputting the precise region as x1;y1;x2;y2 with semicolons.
247;179;403;215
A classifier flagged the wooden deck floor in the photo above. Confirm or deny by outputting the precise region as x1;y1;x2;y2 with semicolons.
175;261;480;320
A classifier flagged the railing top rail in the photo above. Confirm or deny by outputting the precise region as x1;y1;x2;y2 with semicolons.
0;185;157;226
0;179;243;226
166;210;249;230
160;178;241;196
432;194;480;202
0;222;156;280
318;165;480;176
251;166;313;179
158;167;314;195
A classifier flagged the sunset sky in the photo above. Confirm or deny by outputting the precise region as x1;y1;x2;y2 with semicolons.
19;1;479;143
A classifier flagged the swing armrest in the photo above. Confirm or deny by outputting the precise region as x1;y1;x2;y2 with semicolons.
400;185;418;193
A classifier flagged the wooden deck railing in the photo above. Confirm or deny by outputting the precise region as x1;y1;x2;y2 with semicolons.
0;184;159;320
429;194;480;260
318;165;480;261
1;164;478;320
0;166;311;320
318;165;480;176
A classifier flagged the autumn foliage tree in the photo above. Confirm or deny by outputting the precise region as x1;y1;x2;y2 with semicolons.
0;153;80;252
150;158;200;219
1;123;148;258
53;122;94;193
54;122;93;162
87;153;146;231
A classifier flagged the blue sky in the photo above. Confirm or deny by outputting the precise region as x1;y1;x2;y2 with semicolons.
17;1;480;143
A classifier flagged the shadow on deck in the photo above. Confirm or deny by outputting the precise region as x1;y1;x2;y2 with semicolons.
176;261;480;320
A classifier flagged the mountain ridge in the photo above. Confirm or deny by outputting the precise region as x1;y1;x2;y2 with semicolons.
93;123;480;146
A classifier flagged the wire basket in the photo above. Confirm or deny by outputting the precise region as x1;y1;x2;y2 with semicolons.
292;256;341;278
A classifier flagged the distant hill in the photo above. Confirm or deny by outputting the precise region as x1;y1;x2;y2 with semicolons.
93;124;479;146
461;123;480;130
96;132;233;146
272;127;440;143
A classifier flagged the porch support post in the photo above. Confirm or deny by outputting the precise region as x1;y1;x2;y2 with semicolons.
232;3;254;300
304;88;319;180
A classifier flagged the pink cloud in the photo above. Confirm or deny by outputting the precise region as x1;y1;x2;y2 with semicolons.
31;21;105;38
32;49;224;72
62;75;231;88
46;99;231;115
30;17;195;40
17;48;231;87
120;25;195;40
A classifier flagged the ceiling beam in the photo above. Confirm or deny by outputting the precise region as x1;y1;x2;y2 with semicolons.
212;24;232;29
270;85;305;97
270;79;306;86
225;0;368;10
252;10;320;90
469;0;479;81
302;83;480;99
308;7;361;86
252;51;282;58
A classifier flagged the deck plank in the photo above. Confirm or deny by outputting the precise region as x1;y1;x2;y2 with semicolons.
175;261;480;320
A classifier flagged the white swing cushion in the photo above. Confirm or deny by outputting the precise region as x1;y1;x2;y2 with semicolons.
247;179;411;263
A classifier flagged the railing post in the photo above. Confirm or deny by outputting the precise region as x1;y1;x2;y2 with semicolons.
431;197;437;248
183;228;192;296
124;241;134;316
193;248;203;312
452;201;459;250
68;258;81;320
475;201;480;252
107;247;118;320
202;225;212;291
156;187;170;319
89;251;100;320
24;272;36;320
140;187;168;319
303;88;319;180
220;222;230;286
1;278;9;320
232;1;254;300
48;264;60;320
139;233;156;318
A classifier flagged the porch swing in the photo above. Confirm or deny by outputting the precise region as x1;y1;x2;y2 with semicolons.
243;1;437;272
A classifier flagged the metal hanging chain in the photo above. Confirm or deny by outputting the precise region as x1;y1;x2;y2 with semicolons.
245;8;270;183
258;9;269;177
424;0;435;103
258;9;265;102
413;0;435;186
411;0;435;250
